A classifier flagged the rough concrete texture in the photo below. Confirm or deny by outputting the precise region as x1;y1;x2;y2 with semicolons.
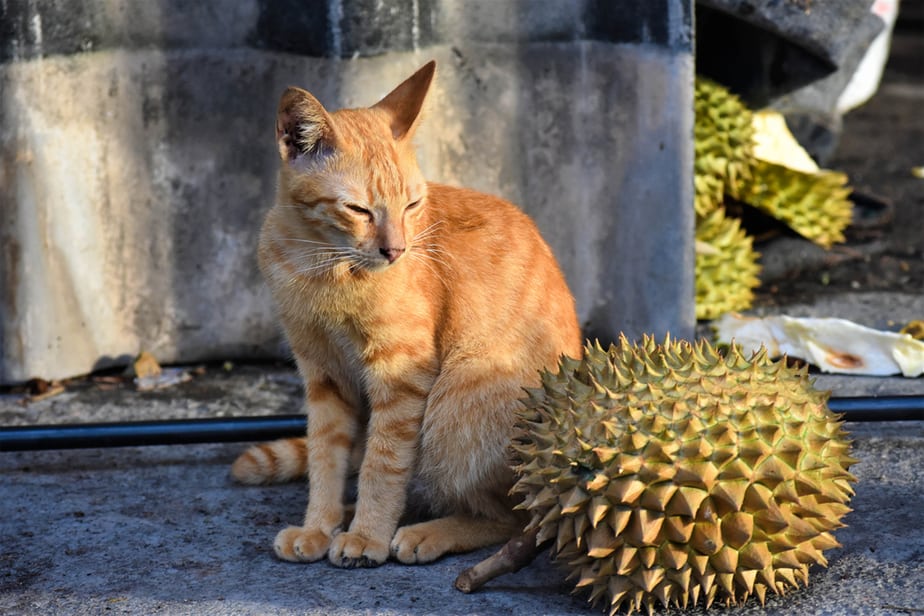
1;40;694;384
1;307;922;616
0;0;692;61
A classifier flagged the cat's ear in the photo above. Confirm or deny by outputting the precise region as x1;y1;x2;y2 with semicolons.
276;87;338;163
373;60;436;141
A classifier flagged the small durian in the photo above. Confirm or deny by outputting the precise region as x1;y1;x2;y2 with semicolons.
512;336;857;616
695;209;761;321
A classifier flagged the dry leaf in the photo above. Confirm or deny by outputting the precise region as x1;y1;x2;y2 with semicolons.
132;352;162;379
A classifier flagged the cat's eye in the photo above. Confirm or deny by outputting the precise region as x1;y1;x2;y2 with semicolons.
345;203;372;218
405;200;421;212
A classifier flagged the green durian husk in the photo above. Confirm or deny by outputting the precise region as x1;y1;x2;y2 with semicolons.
694;158;728;217
694;79;756;215
692;77;856;319
513;336;857;616
695;209;761;321
733;160;854;249
693;78;761;319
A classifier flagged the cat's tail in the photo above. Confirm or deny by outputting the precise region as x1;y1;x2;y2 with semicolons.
230;437;308;485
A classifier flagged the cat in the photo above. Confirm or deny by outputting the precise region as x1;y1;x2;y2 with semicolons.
231;60;583;568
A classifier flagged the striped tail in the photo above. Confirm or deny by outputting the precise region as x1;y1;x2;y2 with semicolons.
230;437;309;485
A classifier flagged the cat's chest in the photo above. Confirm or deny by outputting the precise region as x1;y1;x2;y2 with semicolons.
287;271;432;361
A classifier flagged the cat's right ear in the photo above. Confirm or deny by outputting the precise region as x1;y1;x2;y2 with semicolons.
276;87;338;163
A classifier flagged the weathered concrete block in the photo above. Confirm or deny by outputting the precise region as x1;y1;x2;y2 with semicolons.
0;1;693;384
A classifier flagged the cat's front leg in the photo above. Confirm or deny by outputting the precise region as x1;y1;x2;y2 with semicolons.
274;373;359;563
328;373;429;568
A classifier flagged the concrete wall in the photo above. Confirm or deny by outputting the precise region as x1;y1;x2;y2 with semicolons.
0;0;694;384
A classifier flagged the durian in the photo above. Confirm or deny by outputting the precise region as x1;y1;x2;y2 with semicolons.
693;78;855;319
694;79;756;216
695;209;761;321
512;336;857;615
694;79;760;319
734;160;853;249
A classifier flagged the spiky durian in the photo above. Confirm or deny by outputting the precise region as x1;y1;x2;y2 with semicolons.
512;336;857;616
734;160;853;249
692;79;858;320
693;79;761;318
694;79;756;216
695;209;761;321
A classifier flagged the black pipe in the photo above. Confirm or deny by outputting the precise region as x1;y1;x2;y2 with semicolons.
0;395;921;452
0;415;306;452
828;395;923;422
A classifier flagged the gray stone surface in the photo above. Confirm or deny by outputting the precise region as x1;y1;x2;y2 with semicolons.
1;2;695;384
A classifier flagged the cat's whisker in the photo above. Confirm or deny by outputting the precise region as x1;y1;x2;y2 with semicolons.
412;227;441;241
276;239;356;275
411;221;444;244
292;261;339;276
347;253;374;274
286;250;351;271
292;260;343;275
419;244;451;258
291;258;340;276
409;252;450;290
300;249;354;260
285;243;353;256
278;238;340;247
288;248;359;277
411;251;453;279
423;256;453;273
412;231;444;245
412;243;453;271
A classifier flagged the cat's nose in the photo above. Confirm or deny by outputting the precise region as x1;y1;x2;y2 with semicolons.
379;247;405;264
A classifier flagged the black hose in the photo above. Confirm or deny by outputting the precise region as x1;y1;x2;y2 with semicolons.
0;415;306;452
828;395;923;422
0;395;921;452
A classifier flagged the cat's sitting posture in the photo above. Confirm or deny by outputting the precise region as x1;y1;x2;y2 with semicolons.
231;61;582;568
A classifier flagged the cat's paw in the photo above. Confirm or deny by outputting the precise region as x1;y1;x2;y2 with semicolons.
390;525;445;564
273;525;332;562
328;531;389;568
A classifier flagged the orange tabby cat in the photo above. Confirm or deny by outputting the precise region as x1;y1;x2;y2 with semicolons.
231;60;582;568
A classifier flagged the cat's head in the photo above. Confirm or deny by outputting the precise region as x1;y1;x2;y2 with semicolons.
272;61;436;274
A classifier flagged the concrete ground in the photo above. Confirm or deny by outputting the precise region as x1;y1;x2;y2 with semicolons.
1;349;923;616
2;11;923;616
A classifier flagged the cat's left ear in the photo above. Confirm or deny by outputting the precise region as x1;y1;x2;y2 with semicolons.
276;86;338;163
373;60;436;141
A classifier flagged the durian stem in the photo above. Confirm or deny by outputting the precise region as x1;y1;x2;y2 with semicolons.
454;528;545;593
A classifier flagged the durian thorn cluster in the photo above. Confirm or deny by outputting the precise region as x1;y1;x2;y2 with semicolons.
513;335;857;616
693;79;760;320
694;78;756;217
735;160;854;249
695;209;761;321
693;77;854;319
